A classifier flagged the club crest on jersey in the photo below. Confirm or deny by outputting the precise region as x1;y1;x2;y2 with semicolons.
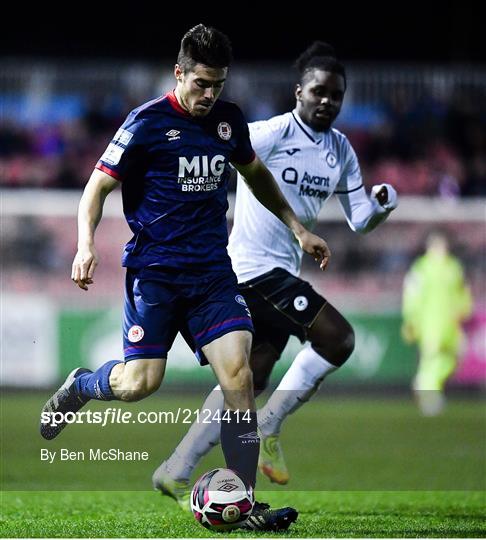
128;325;144;343
326;151;337;168
293;296;308;311
217;122;232;141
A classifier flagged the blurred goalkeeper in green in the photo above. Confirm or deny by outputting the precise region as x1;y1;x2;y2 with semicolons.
401;230;472;416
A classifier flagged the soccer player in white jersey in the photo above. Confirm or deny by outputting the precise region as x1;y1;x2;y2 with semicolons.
152;41;398;508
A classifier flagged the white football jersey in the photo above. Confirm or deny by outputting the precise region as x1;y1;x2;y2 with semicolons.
228;110;382;282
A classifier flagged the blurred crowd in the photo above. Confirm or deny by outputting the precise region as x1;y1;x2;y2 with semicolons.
347;86;486;197
1;64;485;197
0;100;124;190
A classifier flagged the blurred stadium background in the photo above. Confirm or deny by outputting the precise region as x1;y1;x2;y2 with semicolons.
1;58;485;391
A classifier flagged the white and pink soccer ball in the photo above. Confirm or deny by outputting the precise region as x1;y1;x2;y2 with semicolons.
190;468;254;531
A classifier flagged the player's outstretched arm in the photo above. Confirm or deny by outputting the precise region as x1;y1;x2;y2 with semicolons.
233;156;331;270
71;169;119;291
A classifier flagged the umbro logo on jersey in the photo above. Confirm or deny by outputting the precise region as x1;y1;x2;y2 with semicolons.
166;129;181;141
286;148;301;155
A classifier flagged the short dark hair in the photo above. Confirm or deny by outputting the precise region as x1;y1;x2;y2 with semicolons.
177;24;233;72
295;41;346;88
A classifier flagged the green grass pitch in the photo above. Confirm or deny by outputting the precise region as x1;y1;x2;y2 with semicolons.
1;392;485;537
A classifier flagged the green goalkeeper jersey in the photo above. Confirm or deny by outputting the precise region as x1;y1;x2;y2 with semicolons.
402;251;472;349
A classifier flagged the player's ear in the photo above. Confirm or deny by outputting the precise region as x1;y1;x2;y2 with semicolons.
295;84;303;102
174;64;183;82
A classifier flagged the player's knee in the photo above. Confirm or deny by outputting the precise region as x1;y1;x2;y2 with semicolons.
338;325;355;364
221;363;254;410
313;324;355;367
229;362;253;391
218;355;253;393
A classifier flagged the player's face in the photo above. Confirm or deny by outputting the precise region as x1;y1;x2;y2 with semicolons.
175;63;227;117
295;70;345;131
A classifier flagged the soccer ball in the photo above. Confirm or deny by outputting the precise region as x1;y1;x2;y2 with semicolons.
190;468;254;531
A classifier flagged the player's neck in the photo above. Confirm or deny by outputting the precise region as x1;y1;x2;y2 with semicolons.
174;88;191;115
294;108;329;137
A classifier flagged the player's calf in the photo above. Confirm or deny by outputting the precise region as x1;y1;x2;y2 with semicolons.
256;345;346;483
205;331;259;488
109;358;166;401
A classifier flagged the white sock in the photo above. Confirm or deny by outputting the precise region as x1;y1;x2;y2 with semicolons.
164;385;224;481
258;346;337;437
